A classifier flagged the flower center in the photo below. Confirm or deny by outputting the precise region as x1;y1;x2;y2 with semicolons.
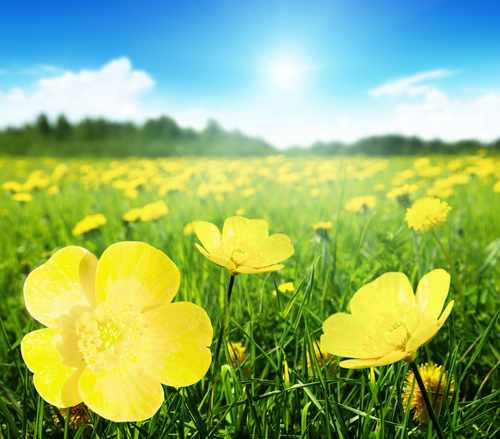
75;302;148;373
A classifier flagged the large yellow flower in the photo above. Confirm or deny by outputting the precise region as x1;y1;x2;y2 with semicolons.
194;216;294;276
21;242;213;422
321;270;454;369
405;197;451;232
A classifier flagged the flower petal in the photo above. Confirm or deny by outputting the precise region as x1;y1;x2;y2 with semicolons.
339;351;407;369
195;244;236;271
350;272;415;321
321;313;383;358
406;300;454;353
415;269;451;320
79;362;163;422
143;302;213;387
249;234;295;267
24;247;97;328
236;264;284;274
222;216;269;244
95;242;179;310
195;221;223;253
21;328;84;407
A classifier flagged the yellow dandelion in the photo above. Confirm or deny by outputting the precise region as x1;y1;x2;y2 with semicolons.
312;221;333;231
227;342;251;378
183;220;203;236
386;184;419;207
345;196;377;213
12;192;33;202
402;363;454;424
46;185;60;196
272;281;295;296
405;197;451;232
72;214;107;236
235;208;246;216
304;342;336;376
2;181;23;192
426;187;453;199
493;181;500;193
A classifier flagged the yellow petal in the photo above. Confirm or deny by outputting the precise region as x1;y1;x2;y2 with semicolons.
195;221;223;253
143;302;213;387
406;300;454;352
79;362;163;422
415;269;451;319
21;328;84;407
321;313;382;358
95;242;179;310
350;272;415;322
24;247;97;328
249;234;295;267
222;216;269;244
236;264;284;274
339;351;407;369
195;243;236;271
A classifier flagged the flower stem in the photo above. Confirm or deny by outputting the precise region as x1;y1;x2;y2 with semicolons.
411;228;423;280
409;362;444;439
431;229;466;322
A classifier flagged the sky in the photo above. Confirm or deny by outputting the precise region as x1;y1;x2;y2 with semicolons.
1;0;500;148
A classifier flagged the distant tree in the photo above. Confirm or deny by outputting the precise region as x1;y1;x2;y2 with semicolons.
36;113;51;136
54;115;72;140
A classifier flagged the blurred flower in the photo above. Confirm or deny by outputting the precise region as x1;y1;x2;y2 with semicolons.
21;242;212;422
12;192;32;202
242;187;257;198
312;221;333;231
195;216;294;276
321;270;454;368
2;181;23;192
405;197;451;232
72;214;107;236
310;188;321;198
493;181;500;193
272;281;295;296
303;342;335;376
46;185;60;196
402;363;454;423
123;200;168;222
374;183;385;192
345;195;377;213
387;184;419;207
183;220;203;236
227;342;251;378
235;208;246;216
426;187;453;199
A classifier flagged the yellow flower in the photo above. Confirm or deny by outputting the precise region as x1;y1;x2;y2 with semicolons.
227;342;251;378
320;270;454;369
312;221;333;231
405;197;451;232
123;201;169;222
72;214;107;236
493;181;500;193
402;363;454;423
2;181;23;192
387;184;418;202
195;216;294;276
345;195;377;213
54;403;91;430
183;220;203;236
21;242;212;422
272;281;295;296
235;208;246;216
304;342;335;376
46;185;60;196
426;187;453;199
12;192;33;202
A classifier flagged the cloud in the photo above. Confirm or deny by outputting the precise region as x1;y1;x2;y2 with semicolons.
370;69;453;97
0;58;155;127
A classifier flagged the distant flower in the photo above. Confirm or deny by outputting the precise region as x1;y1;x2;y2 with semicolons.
12;192;32;202
310;188;320;198
426;187;453;199
402;363;454;423
405;197;451;232
242;187;257;198
272;281;295;296
123;200;168;222
46;185;60;196
227;342;251;378
72;214;107;236
235;208;246;216
312;221;333;231
195;216;294;276
374;183;385;192
345;195;377;213
183;220;203;236
321;270;454;368
387;184;419;207
303;342;335;376
493;181;500;193
21;242;212;422
2;181;23;192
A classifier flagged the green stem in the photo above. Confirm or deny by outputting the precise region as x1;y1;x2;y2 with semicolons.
0;393;19;438
411;228;423;280
409;362;444;439
431;230;466;314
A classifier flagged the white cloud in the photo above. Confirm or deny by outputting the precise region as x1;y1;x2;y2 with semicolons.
370;69;453;97
0;58;154;127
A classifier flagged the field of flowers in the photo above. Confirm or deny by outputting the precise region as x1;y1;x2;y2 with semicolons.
1;152;499;438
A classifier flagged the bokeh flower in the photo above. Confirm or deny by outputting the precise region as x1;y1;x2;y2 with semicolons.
402;363;454;423
312;221;333;231
387;184;419;207
303;342;336;376
12;192;33;202
21;242;213;422
195;216;294;276
183;220;203;236
227;342;251;378
123;200;168;222
321;270;454;369
345;195;377;213
72;214;107;236
272;281;295;296
405;197;451;232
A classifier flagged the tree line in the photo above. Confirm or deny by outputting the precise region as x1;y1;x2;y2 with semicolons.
0;113;497;157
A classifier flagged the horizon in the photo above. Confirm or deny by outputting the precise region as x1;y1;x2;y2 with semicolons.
1;0;500;148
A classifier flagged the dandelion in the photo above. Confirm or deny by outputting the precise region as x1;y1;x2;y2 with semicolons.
405;197;451;232
72;214;107;236
272;281;295;296
493;181;500;193
194;216;294;276
46;185;60;196
2;181;23;192
402;363;454;424
227;342;251;378
303;342;335;376
345;195;377;213
312;221;333;231
321;270;454;368
21;242;213;422
12;192;32;202
183;220;203;236
426;187;453;199
387;184;419;207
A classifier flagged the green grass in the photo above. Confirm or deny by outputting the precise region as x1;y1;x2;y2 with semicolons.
0;154;499;438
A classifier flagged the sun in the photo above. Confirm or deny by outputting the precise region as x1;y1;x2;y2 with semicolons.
269;61;305;90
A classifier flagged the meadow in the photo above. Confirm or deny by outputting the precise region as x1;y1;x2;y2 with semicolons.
0;152;499;438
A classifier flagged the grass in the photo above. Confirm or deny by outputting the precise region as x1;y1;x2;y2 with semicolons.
0;153;499;438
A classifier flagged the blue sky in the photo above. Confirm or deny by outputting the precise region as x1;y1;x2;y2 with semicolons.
1;0;500;147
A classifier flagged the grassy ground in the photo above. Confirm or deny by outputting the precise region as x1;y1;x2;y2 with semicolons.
0;153;499;438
